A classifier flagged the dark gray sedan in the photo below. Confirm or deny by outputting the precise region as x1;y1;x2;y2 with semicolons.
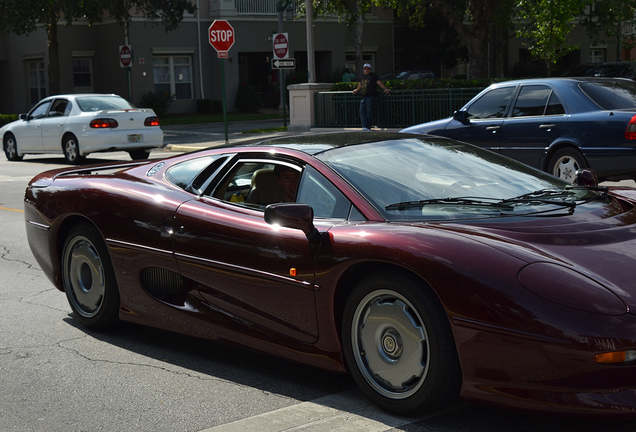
402;77;636;182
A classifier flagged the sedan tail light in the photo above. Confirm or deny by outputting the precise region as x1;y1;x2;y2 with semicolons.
625;114;636;139
145;117;160;127
90;118;119;129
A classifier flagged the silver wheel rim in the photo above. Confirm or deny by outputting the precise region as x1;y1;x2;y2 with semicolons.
552;155;579;182
63;236;105;318
65;138;79;162
351;289;429;399
6;137;17;159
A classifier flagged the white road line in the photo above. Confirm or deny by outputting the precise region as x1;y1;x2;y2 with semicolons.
199;389;464;432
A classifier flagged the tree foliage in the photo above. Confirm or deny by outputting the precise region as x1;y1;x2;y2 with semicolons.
515;0;583;76
579;0;636;54
0;0;196;95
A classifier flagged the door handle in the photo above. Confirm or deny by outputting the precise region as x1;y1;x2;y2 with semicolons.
486;126;500;131
539;124;556;130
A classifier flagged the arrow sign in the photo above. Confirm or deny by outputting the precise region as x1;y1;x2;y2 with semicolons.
271;58;296;69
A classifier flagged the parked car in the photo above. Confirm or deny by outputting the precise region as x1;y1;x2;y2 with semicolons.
1;94;163;164
563;61;636;79
25;132;636;417
402;77;636;182
379;69;435;80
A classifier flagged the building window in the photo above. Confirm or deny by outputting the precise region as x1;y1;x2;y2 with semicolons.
345;53;375;75
590;49;605;63
73;58;93;90
153;56;192;99
27;61;46;104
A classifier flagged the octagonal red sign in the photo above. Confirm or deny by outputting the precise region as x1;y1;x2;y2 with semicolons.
209;20;235;54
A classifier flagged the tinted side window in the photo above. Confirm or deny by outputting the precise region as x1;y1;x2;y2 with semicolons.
512;85;551;117
580;81;636;109
466;87;515;119
545;92;565;115
297;165;351;219
49;99;70;117
29;101;51;119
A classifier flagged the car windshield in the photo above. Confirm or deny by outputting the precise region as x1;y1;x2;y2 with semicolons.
75;96;135;112
579;80;636;110
316;136;597;221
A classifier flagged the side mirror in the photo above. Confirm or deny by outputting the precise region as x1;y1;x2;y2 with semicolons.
574;169;599;187
264;203;320;241
19;113;28;121
452;110;469;124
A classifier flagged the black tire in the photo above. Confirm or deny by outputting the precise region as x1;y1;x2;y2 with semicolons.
4;133;23;161
342;272;461;416
128;149;150;160
547;148;586;183
62;134;85;164
61;223;120;330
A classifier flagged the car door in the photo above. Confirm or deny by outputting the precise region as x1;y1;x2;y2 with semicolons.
42;98;71;151
499;84;568;168
16;100;52;151
171;157;343;343
442;86;517;151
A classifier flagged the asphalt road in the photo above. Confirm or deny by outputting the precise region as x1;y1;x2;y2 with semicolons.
1;130;635;431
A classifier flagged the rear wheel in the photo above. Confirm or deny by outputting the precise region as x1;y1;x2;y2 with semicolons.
3;133;23;161
128;149;150;160
61;223;120;330
63;134;85;164
342;272;461;416
547;148;586;183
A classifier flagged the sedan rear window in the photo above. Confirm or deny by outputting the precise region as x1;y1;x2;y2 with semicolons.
75;96;135;112
579;80;636;110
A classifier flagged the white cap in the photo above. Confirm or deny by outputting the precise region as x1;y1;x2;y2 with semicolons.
363;63;371;68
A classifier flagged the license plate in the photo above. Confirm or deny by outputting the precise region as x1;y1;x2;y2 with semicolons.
127;134;142;143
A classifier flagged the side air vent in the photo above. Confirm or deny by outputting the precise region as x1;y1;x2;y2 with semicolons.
140;267;188;305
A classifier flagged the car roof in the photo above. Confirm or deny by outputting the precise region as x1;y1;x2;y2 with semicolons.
240;131;427;155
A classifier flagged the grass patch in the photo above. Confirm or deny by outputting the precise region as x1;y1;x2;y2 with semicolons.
160;112;284;126
241;126;288;134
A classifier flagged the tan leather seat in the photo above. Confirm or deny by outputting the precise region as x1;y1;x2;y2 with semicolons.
246;168;284;205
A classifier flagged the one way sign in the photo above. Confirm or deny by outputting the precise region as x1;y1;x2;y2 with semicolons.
271;58;296;69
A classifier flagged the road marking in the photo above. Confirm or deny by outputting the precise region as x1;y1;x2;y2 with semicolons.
198;388;464;432
0;205;23;213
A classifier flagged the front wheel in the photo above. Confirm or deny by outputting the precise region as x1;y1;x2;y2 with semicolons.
547;148;586;183
342;272;461;416
61;223;120;330
63;135;85;164
4;133;23;161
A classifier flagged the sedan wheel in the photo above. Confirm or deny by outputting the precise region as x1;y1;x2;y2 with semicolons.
128;149;150;160
548;148;586;183
62;223;120;330
3;133;23;161
63;135;85;164
342;273;461;415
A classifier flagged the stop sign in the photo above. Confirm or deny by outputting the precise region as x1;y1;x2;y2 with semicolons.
209;20;235;58
273;33;288;59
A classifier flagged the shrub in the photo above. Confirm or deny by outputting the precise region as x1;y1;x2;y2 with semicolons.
235;83;262;113
139;91;175;117
0;114;18;127
196;99;211;114
211;100;223;114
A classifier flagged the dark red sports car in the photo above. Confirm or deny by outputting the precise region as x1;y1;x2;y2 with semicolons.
24;132;636;417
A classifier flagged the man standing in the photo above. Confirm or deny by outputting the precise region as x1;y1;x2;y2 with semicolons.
352;63;390;131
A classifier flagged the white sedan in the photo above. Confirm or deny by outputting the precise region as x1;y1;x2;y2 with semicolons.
1;94;164;163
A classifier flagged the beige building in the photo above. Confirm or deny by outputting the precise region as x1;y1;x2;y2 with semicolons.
0;1;396;115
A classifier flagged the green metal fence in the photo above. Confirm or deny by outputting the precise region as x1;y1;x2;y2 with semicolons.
314;88;484;128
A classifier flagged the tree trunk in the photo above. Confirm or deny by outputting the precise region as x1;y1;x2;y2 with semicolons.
355;8;363;79
47;10;60;95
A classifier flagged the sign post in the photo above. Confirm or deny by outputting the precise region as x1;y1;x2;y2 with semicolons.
119;45;133;101
272;33;290;127
209;20;235;144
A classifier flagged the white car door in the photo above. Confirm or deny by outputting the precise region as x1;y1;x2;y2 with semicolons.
16;100;52;151
42;98;71;151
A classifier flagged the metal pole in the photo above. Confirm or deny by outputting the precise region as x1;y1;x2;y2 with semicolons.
282;71;286;127
221;57;228;145
196;0;205;99
306;0;315;83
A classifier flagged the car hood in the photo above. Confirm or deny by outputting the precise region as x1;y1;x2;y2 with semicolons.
401;117;452;134
430;188;636;311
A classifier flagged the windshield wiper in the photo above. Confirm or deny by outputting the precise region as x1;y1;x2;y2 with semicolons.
385;197;514;211
501;188;577;203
